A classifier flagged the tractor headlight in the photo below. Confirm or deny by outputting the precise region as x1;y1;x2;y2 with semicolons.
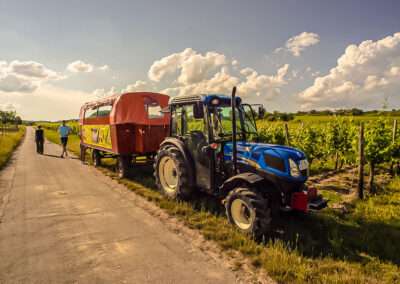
289;159;301;177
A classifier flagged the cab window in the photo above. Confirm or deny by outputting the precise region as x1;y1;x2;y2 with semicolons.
183;105;206;136
171;106;183;136
171;104;206;137
97;105;112;117
144;97;163;119
85;107;98;119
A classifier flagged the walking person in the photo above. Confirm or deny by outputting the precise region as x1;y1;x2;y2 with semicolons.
58;121;71;158
35;125;44;154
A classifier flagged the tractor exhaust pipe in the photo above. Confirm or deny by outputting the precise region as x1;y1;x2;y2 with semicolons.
231;86;238;174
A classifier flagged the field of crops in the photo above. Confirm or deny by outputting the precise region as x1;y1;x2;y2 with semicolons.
0;126;25;170
38;114;400;188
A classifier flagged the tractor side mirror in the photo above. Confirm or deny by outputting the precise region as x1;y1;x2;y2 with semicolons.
193;103;204;119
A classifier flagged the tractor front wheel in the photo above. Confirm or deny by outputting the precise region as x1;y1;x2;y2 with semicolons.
154;147;192;200
225;187;271;237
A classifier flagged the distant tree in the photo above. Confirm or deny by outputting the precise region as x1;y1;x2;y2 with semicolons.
15;116;22;125
350;108;363;116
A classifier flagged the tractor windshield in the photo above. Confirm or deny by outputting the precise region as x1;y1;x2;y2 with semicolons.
209;103;257;141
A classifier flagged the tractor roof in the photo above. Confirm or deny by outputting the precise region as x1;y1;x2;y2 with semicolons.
169;94;241;105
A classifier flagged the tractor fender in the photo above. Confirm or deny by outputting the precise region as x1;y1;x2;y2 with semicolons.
221;172;264;192
159;138;196;186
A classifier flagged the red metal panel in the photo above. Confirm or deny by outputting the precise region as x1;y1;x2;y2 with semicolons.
291;192;308;212
133;125;169;153
111;92;170;125
82;116;110;125
115;124;135;155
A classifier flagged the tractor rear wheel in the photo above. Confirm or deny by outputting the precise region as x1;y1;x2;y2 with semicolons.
92;150;101;167
225;187;271;237
154;147;193;200
117;155;131;178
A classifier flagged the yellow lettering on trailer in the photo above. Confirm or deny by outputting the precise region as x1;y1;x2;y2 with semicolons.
82;125;112;150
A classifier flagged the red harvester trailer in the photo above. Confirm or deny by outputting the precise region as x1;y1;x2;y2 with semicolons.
79;92;170;177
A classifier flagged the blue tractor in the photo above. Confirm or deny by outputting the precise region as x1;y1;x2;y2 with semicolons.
154;87;327;236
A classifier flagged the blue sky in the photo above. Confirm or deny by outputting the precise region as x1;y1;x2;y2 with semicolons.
0;0;399;120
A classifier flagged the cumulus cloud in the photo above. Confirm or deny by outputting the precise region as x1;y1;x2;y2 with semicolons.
122;80;152;93
148;48;226;84
276;32;320;57
0;60;62;93
67;60;94;73
0;74;39;93
9;60;61;79
162;67;240;97
92;86;118;98
238;64;289;98
146;48;290;99
299;32;400;109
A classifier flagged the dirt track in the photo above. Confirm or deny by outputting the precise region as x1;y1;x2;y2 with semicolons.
0;128;238;283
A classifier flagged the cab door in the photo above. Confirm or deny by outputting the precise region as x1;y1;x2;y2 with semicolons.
172;104;213;192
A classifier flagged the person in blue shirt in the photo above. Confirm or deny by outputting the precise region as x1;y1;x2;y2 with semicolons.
58;121;71;158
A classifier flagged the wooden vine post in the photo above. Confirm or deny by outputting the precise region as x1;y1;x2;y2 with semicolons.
358;123;365;200
391;119;398;175
284;123;290;146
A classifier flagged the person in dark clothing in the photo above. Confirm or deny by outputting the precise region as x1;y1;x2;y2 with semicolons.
35;126;44;154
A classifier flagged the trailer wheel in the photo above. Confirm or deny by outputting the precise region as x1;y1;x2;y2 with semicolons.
80;144;86;162
225;187;271;237
92;150;101;167
154;147;192;199
117;155;131;178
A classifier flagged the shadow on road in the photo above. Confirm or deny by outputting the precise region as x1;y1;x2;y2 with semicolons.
41;153;79;160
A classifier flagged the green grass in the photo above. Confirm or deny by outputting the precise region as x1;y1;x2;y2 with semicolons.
43;127;400;284
0;127;26;170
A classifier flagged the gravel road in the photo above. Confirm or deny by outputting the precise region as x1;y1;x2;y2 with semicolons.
0;128;238;283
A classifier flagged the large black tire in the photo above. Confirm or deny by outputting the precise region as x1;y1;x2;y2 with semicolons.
80;144;86;162
154;147;193;199
92;150;101;167
225;187;271;237
117;155;131;178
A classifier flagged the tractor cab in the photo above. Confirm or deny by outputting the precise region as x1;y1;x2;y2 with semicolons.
154;87;327;237
167;94;259;193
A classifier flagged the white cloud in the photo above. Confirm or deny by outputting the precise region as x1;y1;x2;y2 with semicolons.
276;32;320;57
8;60;60;79
0;60;62;93
162;68;240;97
299;32;400;109
0;74;39;93
148;48;195;82
238;64;289;98
122;80;152;93
99;65;109;71
148;48;226;84
92;86;118;98
148;48;290;99
67;60;94;73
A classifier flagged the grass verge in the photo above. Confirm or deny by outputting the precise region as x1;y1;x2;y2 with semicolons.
43;128;400;283
0;127;26;170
